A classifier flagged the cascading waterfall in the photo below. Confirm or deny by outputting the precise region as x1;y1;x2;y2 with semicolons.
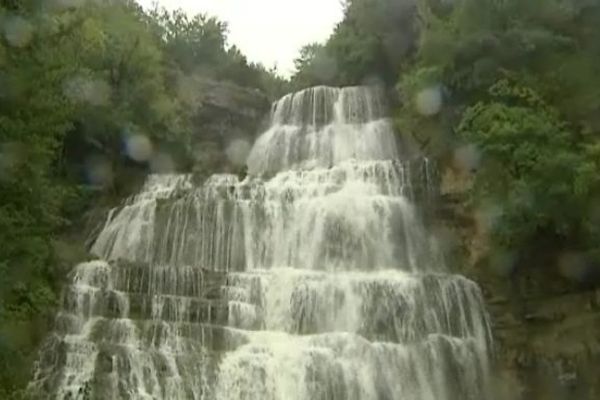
28;86;493;400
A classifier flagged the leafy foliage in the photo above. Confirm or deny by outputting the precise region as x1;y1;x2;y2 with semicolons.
0;0;286;394
396;0;600;268
458;80;593;247
292;0;419;88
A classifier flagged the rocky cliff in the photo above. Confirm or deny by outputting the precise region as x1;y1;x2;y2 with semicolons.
189;78;271;179
436;163;600;400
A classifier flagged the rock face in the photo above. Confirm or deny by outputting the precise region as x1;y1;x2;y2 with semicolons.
28;86;495;400
27;258;230;400
190;79;271;178
435;164;600;400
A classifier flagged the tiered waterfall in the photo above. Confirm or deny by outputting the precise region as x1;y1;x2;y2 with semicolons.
28;86;493;400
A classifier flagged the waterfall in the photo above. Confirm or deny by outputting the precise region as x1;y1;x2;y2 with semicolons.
28;86;493;400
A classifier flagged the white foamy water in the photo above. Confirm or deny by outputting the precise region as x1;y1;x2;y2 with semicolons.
247;86;397;175
28;86;492;400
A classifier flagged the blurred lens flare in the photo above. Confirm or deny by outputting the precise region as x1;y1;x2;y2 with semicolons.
3;16;34;48
415;86;442;116
454;144;481;173
125;134;153;163
63;75;110;106
225;139;251;167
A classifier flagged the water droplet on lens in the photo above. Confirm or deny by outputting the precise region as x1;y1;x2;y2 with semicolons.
63;75;110;106
226;139;251;167
125;135;153;162
415;86;442;116
454;144;481;173
3;16;34;48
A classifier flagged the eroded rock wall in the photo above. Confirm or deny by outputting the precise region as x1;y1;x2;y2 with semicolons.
435;164;600;400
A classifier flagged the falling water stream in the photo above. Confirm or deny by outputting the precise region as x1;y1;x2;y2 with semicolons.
28;86;493;400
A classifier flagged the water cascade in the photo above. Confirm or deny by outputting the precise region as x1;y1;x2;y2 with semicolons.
28;86;493;400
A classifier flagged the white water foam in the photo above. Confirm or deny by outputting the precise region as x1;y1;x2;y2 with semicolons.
28;86;492;400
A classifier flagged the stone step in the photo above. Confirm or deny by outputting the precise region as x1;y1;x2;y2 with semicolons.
62;286;229;324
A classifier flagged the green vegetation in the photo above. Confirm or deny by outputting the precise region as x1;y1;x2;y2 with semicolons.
398;0;600;272
2;0;600;395
0;0;285;396
291;0;418;88
293;0;600;278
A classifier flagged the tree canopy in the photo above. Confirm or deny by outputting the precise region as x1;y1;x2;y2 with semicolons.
292;0;600;276
3;0;600;395
291;0;419;88
396;0;600;271
0;1;286;396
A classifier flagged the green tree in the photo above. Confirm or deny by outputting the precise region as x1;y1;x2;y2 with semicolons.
0;3;80;393
396;0;600;270
0;1;286;395
292;0;419;88
457;80;593;248
291;43;336;88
